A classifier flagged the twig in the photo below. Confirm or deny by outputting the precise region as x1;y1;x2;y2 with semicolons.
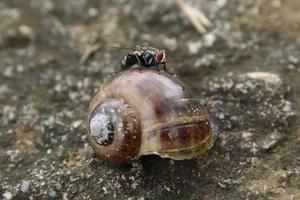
177;0;212;34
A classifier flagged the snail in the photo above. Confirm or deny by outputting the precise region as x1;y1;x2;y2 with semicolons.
87;68;213;165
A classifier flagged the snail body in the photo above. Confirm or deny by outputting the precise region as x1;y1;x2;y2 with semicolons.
87;68;213;165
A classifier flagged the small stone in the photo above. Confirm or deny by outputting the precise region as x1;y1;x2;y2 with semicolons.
187;41;202;54
102;187;108;194
88;8;98;17
63;193;68;200
162;37;177;51
61;135;67;142
216;0;227;8
217;182;226;188
131;182;139;189
0;84;10;95
69;184;78;193
3;192;13;200
272;0;282;8
230;116;238;122
203;33;216;47
48;188;57;198
194;54;216;68
217;112;225;119
262;140;277;150
242;131;252;139
2;106;17;124
72;120;83;129
16;64;25;73
287;64;295;70
282;101;292;112
19;25;33;36
4;66;14;77
287;55;299;64
257;130;282;151
163;185;171;192
54;83;67;92
20;180;30;193
245;72;282;87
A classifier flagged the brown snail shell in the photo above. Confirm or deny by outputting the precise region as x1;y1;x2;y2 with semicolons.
87;68;213;165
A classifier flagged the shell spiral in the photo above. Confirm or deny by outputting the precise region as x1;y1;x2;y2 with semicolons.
87;69;213;165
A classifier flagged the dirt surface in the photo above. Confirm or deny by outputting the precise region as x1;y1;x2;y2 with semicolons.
0;0;299;200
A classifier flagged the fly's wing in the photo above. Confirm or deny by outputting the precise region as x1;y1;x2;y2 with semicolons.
121;54;138;69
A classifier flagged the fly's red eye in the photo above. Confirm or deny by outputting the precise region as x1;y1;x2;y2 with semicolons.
156;50;166;62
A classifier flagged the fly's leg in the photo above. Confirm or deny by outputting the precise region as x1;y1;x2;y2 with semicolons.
163;64;173;75
134;54;143;73
156;63;161;74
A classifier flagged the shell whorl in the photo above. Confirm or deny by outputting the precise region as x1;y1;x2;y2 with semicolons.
88;98;141;165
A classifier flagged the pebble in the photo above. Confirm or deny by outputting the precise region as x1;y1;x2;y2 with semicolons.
216;0;227;8
54;83;68;93
203;32;216;47
2;106;17;124
72;120;83;129
20;180;30;193
187;41;202;54
258;130;282;151
63;193;68;200
3;192;12;200
262;140;277;150
19;25;33;37
217;182;226;188
287;64;295;70
230;116;238;122
271;0;282;8
245;72;282;87
194;54;216;68
241;131;252;139
282;101;292;112
217;112;225;119
3;66;14;77
287;55;299;64
48;188;57;198
88;8;98;17
0;84;10;95
162;37;178;51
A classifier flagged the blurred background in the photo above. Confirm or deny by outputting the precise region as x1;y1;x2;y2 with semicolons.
0;0;299;199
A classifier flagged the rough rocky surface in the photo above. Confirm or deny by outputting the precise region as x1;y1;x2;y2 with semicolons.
0;0;299;199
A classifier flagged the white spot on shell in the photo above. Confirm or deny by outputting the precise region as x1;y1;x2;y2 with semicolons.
168;127;179;139
90;114;112;144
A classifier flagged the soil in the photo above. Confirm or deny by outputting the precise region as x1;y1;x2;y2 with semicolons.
0;0;299;199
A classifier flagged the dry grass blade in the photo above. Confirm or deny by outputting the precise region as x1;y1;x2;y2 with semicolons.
177;0;212;34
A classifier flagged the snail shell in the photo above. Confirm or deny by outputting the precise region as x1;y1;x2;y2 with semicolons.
87;68;213;165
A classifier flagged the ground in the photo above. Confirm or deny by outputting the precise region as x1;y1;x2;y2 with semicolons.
0;0;299;200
